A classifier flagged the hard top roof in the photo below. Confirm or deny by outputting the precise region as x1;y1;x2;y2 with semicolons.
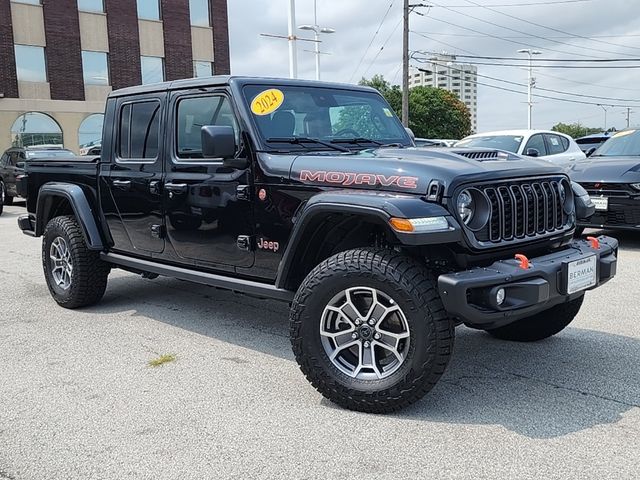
109;76;378;98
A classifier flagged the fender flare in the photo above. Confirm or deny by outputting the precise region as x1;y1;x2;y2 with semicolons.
275;190;462;289
35;182;104;250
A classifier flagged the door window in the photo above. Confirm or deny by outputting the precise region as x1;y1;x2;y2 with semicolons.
118;100;161;161
0;153;7;167
176;95;238;160
545;134;568;155
524;134;547;156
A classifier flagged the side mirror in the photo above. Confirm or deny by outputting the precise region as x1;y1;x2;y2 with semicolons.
405;127;416;141
16;162;25;169
201;125;237;159
586;147;597;157
525;148;540;157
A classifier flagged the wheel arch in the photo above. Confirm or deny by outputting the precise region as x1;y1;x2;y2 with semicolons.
35;183;104;250
275;191;461;291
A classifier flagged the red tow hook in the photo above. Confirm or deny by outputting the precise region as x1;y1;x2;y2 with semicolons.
586;236;601;249
515;254;530;270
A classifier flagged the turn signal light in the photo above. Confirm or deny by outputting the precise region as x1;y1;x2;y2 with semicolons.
389;218;414;232
389;216;450;233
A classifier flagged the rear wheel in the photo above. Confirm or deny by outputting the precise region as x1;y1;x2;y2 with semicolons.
42;215;110;308
290;248;454;413
486;295;584;342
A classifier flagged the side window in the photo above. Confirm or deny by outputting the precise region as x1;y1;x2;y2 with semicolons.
118;100;161;160
524;134;547;156
8;152;19;166
176;95;238;159
0;153;7;167
545;134;567;155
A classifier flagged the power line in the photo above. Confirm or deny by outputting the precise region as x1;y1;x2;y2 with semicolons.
413;65;638;107
427;1;636;58
361;16;403;78
412;58;640;103
439;53;640;63
419;58;640;69
411;31;640;40
411;31;478;55
437;0;591;6
423;15;609;59
462;0;640;54
535;71;640;93
348;1;397;83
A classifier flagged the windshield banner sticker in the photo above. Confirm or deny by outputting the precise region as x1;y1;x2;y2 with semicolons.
299;170;419;189
251;89;285;116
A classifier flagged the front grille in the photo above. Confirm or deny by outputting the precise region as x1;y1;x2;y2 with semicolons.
580;182;636;197
469;178;570;245
593;204;640;226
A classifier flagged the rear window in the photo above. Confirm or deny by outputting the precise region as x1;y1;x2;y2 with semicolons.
118;100;161;160
26;150;75;159
455;135;523;153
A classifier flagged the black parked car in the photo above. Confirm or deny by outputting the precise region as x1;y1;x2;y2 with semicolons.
571;129;640;232
0;146;75;207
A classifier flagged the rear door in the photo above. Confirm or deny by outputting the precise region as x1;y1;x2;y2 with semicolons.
162;89;254;271
102;93;166;254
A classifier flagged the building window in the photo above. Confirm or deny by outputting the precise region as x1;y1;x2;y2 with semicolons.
11;112;62;148
79;114;104;152
189;0;210;27
82;51;109;85
119;101;161;160
77;0;104;12
193;61;213;78
14;0;41;4
14;45;47;82
141;56;164;84
137;0;160;20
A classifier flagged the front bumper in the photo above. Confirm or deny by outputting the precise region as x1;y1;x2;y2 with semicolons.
437;236;618;329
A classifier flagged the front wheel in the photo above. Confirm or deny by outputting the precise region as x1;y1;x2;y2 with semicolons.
42;215;110;308
486;295;584;342
290;248;454;413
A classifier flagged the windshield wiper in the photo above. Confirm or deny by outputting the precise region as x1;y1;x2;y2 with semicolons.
266;136;350;153
331;137;407;149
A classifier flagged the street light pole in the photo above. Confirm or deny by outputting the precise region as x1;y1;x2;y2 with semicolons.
517;49;542;129
298;0;335;80
598;104;608;131
288;0;298;79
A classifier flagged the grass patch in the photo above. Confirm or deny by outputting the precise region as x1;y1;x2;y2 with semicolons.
148;354;176;367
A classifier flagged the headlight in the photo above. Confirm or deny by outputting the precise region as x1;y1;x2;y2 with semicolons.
457;189;475;224
631;183;640;191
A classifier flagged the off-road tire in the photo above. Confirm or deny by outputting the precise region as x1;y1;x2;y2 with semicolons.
487;295;584;342
290;248;454;413
42;215;110;309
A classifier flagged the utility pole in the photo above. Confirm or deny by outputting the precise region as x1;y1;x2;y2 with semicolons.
402;3;428;127
626;107;632;128
598;104;608;131
402;0;410;127
517;49;542;129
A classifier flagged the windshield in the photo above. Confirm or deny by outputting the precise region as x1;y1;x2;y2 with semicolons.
242;85;412;151
592;130;640;156
26;150;75;158
455;135;524;153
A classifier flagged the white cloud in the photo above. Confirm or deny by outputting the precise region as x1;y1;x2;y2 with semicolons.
228;0;640;134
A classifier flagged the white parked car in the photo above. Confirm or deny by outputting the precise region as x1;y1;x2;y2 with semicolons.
455;130;586;167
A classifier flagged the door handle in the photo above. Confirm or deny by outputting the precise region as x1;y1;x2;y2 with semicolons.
112;179;131;190
164;182;188;194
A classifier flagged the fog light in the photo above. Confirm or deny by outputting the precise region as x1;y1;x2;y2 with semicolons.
496;288;506;306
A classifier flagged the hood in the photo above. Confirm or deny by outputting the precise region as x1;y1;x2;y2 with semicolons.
281;147;564;195
569;156;640;183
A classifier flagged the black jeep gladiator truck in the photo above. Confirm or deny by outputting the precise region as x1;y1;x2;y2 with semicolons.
18;76;618;413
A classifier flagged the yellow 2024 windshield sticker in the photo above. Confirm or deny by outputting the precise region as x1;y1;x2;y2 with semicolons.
251;89;285;116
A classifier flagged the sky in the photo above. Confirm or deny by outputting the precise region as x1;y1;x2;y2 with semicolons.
227;0;640;134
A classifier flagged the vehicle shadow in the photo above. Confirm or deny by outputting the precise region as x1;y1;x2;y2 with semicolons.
90;274;639;439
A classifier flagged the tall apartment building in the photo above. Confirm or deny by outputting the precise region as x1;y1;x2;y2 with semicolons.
409;53;478;133
0;0;230;153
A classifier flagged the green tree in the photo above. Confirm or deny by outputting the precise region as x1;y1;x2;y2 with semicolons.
358;76;471;139
552;122;602;139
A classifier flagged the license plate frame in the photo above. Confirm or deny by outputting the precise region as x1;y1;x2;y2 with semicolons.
590;196;609;211
565;255;598;294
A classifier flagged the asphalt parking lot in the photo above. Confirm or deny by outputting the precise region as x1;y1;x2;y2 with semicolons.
1;203;639;480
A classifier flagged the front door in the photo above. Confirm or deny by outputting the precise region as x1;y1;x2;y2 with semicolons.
163;91;254;270
102;94;166;254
